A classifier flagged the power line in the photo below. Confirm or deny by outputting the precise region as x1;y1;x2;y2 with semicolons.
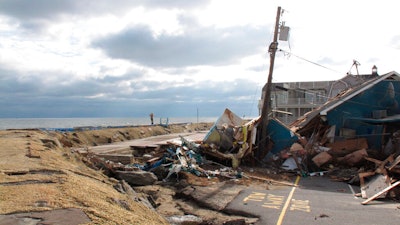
278;48;342;74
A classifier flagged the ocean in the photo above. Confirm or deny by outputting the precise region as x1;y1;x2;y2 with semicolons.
0;117;218;131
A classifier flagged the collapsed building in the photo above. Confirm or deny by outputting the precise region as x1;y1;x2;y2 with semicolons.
194;70;400;203
82;71;400;206
271;67;381;125
201;108;297;169
291;71;400;161
289;71;400;203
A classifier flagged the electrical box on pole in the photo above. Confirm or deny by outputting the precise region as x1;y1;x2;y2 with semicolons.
279;24;290;41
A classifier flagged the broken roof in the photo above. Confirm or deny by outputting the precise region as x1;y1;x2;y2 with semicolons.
290;71;400;133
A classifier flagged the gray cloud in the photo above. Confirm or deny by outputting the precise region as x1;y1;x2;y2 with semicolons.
0;0;211;22
0;0;211;33
93;24;267;68
0;64;260;118
0;0;77;20
0;0;262;119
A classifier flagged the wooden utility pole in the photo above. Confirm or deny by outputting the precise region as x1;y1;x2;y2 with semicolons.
258;6;282;155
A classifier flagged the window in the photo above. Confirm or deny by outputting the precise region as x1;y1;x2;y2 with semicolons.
305;91;315;104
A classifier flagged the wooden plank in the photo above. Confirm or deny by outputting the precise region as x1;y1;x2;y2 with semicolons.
364;157;382;165
361;180;400;205
312;152;332;167
292;155;304;174
337;149;368;166
327;138;368;156
243;174;298;187
388;155;400;171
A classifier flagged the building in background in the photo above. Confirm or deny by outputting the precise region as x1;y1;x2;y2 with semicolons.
260;66;380;125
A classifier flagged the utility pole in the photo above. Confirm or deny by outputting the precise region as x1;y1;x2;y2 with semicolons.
258;6;282;156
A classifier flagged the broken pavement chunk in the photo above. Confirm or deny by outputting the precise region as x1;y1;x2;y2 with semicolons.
116;170;158;186
312;152;333;167
178;182;245;211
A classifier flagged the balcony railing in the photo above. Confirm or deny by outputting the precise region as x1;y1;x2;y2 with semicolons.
274;97;327;107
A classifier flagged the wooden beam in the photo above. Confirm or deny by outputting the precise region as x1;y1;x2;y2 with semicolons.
243;174;298;187
388;155;400;171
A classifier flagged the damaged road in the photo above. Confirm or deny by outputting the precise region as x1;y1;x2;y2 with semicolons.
72;119;266;224
227;175;400;225
74;105;400;224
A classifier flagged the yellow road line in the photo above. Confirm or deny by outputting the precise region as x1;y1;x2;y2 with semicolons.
276;175;301;225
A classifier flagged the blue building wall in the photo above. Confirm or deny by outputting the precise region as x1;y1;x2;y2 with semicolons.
267;119;298;154
326;80;400;149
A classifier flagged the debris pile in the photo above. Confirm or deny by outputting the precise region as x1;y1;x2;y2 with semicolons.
83;109;267;186
85;133;245;187
277;73;400;205
288;124;400;205
201;108;260;169
84;105;400;206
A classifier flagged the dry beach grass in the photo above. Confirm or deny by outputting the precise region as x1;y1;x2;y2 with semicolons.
1;122;291;224
0;123;213;224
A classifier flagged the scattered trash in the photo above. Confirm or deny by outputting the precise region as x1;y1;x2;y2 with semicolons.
84;104;400;205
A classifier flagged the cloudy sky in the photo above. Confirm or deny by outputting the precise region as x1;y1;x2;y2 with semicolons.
1;0;399;119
